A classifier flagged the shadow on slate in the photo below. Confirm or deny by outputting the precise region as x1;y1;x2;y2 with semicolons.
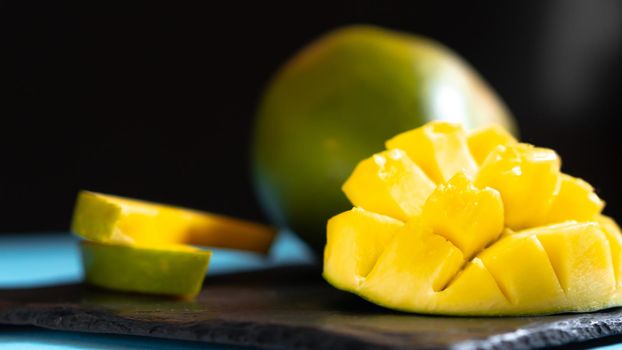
2;266;622;349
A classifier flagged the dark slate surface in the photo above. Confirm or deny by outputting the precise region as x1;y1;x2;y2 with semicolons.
2;266;622;350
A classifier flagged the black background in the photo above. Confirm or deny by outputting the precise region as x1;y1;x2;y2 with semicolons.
1;1;621;233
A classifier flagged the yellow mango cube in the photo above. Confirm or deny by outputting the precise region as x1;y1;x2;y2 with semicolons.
386;121;477;183
342;149;435;221
422;172;504;258
478;233;567;313
530;222;615;308
475;143;561;230
467;124;517;164
435;258;510;315
543;174;604;224
361;220;464;312
323;207;403;292
72;191;276;253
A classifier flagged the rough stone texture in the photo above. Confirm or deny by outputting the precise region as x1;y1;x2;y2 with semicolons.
2;266;622;349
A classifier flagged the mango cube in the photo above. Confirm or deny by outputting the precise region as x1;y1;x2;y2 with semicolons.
342;149;435;221
467;124;517;164
422;172;504;259
475;143;561;230
361;220;465;312
543;174;604;224
323;207;403;292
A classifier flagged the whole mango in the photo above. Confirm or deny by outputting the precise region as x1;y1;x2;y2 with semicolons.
252;25;516;252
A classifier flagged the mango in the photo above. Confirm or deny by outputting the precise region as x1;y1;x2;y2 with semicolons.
543;174;604;224
422;172;504;259
342;149;435;221
81;241;210;298
324;120;620;315
475;143;561;230
323;207;403;292
252;25;516;253
386;121;478;184
71;191;277;297
72;191;276;253
467;124;517;164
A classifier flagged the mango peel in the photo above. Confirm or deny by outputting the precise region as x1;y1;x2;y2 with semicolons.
324;121;619;315
72;191;277;297
81;241;210;298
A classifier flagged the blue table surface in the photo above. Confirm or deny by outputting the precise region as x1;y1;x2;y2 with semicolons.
1;232;621;350
0;231;315;349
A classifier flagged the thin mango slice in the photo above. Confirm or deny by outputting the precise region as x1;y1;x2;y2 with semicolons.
72;191;276;253
81;241;210;298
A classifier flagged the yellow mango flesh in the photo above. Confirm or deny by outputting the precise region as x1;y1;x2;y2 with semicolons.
342;149;435;221
386;121;477;183
433;258;509;314
475;143;561;230
325;121;622;315
323;207;403;292
478;233;566;313
528;222;615;309
422;172;503;259
360;221;465;312
597;216;622;290
72;191;276;253
467;124;517;164
543;174;604;224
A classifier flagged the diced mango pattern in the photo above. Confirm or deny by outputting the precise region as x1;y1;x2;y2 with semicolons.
325;122;619;315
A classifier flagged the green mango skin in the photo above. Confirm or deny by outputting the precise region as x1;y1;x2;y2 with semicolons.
252;25;516;254
81;241;210;298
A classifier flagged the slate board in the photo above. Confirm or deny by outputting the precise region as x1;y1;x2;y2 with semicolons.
2;266;622;350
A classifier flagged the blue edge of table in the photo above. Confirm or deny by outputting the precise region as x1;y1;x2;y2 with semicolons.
0;232;621;350
0;231;315;350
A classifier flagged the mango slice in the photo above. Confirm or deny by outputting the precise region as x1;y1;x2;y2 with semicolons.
324;121;620;315
72;191;277;297
72;191;276;253
81;241;210;298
